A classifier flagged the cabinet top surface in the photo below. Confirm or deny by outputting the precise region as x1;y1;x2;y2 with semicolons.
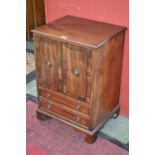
32;15;126;48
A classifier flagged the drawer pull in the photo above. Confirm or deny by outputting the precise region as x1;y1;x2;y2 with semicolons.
76;104;81;111
48;104;52;110
76;116;80;123
47;61;52;67
46;93;52;99
73;70;80;77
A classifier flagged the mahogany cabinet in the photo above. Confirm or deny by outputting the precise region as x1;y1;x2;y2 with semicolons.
32;15;126;143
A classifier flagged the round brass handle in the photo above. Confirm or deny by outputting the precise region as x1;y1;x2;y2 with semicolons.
48;104;52;110
47;61;52;67
73;70;80;77
76;116;80;123
76;104;81;111
46;93;52;99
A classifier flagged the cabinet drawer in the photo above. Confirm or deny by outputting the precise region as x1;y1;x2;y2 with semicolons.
39;100;89;128
39;87;90;115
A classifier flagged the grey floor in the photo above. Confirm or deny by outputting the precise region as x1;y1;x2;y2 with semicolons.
26;40;129;146
26;40;34;50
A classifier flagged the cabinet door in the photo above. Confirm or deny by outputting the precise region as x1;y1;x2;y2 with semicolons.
36;37;62;91
62;44;91;102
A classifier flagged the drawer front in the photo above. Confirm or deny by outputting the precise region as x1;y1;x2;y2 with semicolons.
62;44;92;102
39;87;90;115
39;100;89;128
35;36;62;91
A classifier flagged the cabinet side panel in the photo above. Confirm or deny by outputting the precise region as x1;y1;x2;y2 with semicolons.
90;32;125;128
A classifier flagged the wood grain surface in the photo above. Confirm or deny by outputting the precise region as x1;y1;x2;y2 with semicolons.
33;15;126;143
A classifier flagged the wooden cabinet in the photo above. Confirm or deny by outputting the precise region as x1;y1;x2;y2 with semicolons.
32;15;126;143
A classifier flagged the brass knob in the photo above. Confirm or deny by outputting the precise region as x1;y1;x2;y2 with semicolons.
73;70;80;77
48;104;52;110
76;104;81;111
47;61;52;67
76;116;80;123
46;93;52;99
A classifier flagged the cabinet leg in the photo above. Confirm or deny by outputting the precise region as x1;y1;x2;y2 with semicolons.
74;127;82;133
36;110;50;121
112;107;120;119
85;133;97;144
74;128;97;144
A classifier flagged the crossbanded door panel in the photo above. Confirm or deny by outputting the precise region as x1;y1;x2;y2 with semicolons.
36;37;62;91
62;44;91;102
